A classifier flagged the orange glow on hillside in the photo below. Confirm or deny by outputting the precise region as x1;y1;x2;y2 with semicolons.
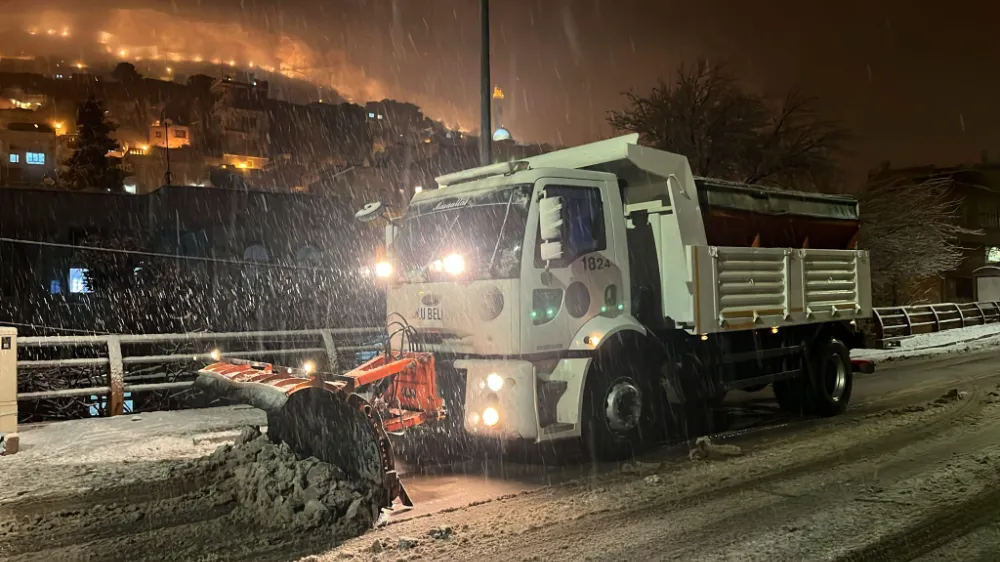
4;7;472;131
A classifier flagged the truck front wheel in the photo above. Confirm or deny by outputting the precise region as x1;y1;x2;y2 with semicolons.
581;347;665;461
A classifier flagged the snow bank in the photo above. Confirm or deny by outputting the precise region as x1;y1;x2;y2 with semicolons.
855;321;1000;362
176;426;381;535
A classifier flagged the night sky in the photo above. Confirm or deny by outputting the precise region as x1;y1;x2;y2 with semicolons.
6;0;1000;182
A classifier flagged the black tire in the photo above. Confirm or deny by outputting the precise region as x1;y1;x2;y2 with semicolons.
581;340;666;461
803;338;853;416
773;337;852;417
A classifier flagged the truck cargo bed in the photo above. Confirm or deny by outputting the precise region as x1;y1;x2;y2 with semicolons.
696;178;860;250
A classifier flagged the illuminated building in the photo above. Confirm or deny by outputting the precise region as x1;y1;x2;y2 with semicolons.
149;121;192;149
0;122;57;186
491;85;512;143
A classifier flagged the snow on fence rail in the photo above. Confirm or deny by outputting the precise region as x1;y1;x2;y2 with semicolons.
872;301;1000;348
13;327;383;417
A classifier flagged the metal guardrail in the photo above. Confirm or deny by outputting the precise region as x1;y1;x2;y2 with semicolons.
13;302;1000;417
872;301;1000;348
15;327;383;416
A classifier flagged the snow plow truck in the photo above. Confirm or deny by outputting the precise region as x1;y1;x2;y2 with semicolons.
195;134;874;510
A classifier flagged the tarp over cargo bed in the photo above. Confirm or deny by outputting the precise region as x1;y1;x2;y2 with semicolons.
695;177;860;250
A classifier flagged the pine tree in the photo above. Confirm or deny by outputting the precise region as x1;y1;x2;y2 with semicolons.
63;97;127;191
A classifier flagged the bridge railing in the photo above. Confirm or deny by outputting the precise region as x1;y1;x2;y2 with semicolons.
872;301;1000;348
14;327;383;417
12;302;1000;419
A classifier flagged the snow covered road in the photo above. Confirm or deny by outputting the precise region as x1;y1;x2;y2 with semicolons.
2;336;1000;561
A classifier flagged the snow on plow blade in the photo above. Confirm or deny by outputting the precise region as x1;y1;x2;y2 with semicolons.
194;361;412;509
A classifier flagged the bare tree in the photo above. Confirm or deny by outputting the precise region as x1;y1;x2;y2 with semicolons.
608;60;848;190
859;176;978;305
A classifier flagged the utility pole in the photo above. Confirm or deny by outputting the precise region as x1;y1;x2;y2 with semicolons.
479;0;492;166
162;115;173;186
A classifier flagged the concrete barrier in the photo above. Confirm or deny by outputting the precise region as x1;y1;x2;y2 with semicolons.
0;326;17;454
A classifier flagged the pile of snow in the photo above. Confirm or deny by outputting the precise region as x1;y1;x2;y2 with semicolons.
688;436;744;461
855;322;1000;362
173;426;381;535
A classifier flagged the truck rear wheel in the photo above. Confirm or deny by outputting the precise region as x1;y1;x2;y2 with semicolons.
581;344;665;461
773;337;852;417
804;338;852;416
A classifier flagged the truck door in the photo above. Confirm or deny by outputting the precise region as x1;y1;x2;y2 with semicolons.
522;179;626;354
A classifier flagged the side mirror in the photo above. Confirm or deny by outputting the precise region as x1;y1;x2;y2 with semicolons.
538;195;564;241
355;201;386;223
538;194;565;262
385;223;399;248
540;241;563;261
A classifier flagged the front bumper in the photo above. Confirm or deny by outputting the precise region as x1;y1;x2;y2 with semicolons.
453;359;538;440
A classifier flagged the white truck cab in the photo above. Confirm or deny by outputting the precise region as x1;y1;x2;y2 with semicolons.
371;134;872;459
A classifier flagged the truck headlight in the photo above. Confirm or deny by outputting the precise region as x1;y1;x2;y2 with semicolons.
482;407;500;426
486;372;504;392
374;261;393;278
443;253;464;275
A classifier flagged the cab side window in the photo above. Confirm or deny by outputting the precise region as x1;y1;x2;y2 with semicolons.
535;185;606;267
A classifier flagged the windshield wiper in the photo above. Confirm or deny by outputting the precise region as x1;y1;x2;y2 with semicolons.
486;192;516;273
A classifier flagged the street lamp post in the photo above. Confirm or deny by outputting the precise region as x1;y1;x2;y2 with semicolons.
479;0;492;166
162;116;173;186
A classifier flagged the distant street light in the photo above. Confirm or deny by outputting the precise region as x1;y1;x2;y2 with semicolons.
479;0;492;166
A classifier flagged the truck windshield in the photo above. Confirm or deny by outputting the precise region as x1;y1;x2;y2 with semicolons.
393;184;532;282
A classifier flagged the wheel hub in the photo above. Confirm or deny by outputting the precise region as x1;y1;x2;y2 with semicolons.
826;353;847;402
604;379;643;433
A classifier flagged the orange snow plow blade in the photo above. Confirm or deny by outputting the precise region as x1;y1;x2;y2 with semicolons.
194;352;445;510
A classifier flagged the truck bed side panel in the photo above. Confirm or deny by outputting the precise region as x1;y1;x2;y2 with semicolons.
687;245;872;334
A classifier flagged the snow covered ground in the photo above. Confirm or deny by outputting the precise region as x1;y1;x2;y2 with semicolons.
855;321;1000;362
4;351;1000;560
0;406;265;503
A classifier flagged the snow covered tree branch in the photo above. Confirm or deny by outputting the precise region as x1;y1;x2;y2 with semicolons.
859;176;979;305
607;60;848;190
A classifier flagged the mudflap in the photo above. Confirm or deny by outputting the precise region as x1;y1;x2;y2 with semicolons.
851;359;876;374
195;361;411;510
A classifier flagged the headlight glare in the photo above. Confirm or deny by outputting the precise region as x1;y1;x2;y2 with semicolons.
486;372;504;392
482;407;500;426
375;260;393;278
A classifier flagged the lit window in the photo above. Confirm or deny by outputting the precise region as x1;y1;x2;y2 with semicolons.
69;268;91;294
8;154;19;163
50;280;62;295
26;152;45;165
243;244;270;263
124;182;137;194
155;131;162;138
174;129;187;138
988;246;1000;263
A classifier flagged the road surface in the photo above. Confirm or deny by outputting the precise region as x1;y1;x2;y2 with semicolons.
2;348;999;561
